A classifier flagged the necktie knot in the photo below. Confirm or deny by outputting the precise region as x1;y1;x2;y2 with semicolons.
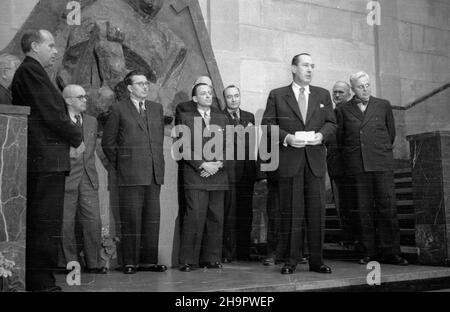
300;87;305;93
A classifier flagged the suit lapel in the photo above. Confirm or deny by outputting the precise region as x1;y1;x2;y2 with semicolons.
347;98;365;121
305;88;318;126
361;97;376;128
283;86;304;124
126;98;148;134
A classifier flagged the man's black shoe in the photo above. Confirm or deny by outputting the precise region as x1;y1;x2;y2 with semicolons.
179;264;192;272
262;257;275;266
359;256;376;265
381;255;409;266
123;265;137;274
138;264;167;272
35;285;63;292
281;264;296;274
84;267;108;274
309;264;332;274
200;261;223;269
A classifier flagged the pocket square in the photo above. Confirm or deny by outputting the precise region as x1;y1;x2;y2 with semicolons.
320;104;325;108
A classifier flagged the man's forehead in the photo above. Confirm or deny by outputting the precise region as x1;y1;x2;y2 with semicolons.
225;87;239;96
298;55;312;63
132;75;148;82
197;85;211;92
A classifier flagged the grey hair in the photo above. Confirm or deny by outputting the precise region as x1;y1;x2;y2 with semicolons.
349;71;370;87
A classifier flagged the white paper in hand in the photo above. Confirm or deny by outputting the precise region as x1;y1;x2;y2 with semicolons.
295;131;316;143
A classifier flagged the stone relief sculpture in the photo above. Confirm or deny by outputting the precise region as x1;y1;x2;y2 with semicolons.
56;0;187;120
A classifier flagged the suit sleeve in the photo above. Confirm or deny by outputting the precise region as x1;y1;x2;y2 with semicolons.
385;100;396;144
101;104;120;166
318;90;337;143
176;112;204;171
262;90;289;144
20;66;82;147
335;106;344;148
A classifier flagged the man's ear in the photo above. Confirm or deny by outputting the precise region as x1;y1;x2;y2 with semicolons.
30;41;40;52
290;64;297;75
127;84;133;94
192;95;198;103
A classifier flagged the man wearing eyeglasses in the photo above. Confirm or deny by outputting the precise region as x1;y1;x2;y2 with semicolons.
59;85;105;274
335;71;408;266
262;53;336;275
102;70;167;274
0;53;20;104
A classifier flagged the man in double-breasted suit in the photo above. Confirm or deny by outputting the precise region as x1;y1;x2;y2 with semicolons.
102;70;167;274
262;53;336;274
12;30;84;291
175;83;229;272
221;85;257;262
335;71;408;265
60;85;105;274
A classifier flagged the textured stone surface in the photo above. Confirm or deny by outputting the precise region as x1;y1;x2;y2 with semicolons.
408;131;450;266
0;108;29;292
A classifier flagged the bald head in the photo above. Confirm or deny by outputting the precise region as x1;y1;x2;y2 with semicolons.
332;81;351;106
63;85;88;114
0;54;20;88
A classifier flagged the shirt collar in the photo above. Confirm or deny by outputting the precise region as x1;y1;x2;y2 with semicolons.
68;111;82;123
227;108;240;118
197;107;211;117
130;97;146;110
292;82;310;94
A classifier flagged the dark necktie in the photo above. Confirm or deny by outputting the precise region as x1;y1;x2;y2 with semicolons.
358;100;369;113
75;114;82;127
139;102;148;128
298;87;307;121
232;111;240;125
139;102;145;116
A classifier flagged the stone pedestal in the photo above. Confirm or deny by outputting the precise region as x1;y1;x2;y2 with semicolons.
407;131;450;266
0;104;29;292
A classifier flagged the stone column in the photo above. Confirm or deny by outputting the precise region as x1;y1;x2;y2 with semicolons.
0;104;30;292
407;130;450;266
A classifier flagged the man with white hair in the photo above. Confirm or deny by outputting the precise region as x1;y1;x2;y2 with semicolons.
335;71;407;266
0;53;20;104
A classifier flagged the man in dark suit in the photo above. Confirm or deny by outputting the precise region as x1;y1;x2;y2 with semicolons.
175;76;221;116
175;83;229;272
12;29;84;291
0;53;20;104
60;85;106;274
335;71;408;265
221;85;257;262
262;53;336;274
326;81;359;245
102;70;167;274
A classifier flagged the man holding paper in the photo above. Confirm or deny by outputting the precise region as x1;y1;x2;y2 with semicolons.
262;53;336;274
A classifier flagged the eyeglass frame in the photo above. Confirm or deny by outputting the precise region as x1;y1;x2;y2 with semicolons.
132;81;151;88
67;95;89;101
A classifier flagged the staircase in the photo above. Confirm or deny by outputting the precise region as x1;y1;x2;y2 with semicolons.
324;166;418;260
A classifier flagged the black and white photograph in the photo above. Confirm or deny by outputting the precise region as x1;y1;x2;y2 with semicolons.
0;0;449;304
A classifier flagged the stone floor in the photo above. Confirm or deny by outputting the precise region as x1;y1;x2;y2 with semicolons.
56;260;450;292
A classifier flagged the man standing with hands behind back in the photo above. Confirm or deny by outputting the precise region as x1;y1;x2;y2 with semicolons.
336;71;408;266
12;29;84;291
262;53;336;274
